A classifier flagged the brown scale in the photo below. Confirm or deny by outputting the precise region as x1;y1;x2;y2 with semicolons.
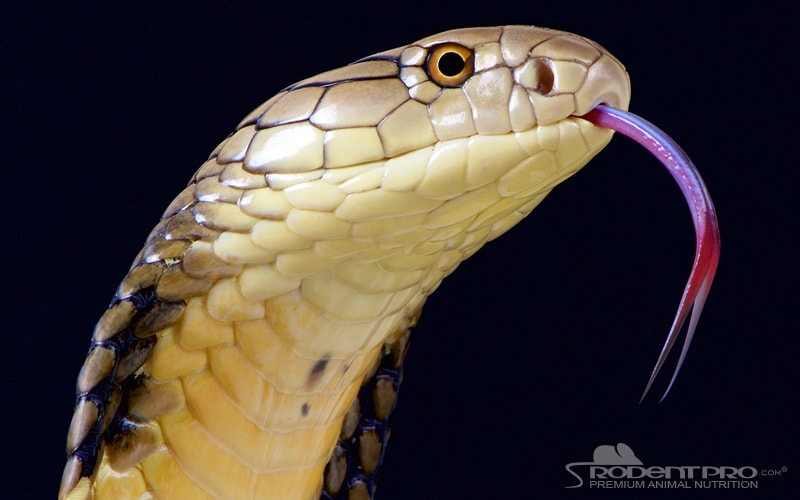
321;310;416;500
59;172;228;497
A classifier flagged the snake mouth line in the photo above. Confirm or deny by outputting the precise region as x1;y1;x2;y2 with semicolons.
581;104;720;403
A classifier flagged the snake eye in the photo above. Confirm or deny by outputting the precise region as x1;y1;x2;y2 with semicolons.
426;43;474;87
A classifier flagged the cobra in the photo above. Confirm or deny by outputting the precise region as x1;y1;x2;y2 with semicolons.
60;25;719;499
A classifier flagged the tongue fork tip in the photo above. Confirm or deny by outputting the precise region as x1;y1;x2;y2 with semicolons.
582;104;720;403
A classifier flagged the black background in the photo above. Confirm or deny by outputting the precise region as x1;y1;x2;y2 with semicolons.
3;2;795;498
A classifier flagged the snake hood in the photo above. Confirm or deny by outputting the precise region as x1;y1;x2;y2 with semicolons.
59;26;717;500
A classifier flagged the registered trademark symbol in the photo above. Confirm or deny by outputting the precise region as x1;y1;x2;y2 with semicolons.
781;466;788;473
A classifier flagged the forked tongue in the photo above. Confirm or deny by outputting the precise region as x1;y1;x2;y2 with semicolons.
582;105;720;403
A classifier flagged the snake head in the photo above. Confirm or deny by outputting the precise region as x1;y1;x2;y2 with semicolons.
218;27;707;378
334;25;632;140
229;26;634;248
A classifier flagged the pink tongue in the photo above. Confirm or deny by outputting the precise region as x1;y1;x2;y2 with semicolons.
582;105;720;402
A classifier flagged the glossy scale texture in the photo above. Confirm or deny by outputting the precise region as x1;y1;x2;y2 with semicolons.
61;25;630;499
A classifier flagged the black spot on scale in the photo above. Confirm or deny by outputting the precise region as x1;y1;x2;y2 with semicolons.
301;402;310;417
306;355;330;389
311;356;329;376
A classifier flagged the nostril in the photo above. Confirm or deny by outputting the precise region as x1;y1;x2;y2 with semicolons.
532;59;554;94
515;58;555;95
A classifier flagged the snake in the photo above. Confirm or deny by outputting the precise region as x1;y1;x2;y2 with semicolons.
59;25;720;499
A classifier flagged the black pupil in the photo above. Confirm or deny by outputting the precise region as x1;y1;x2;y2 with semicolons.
438;52;465;77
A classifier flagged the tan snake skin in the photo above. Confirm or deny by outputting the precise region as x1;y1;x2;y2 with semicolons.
60;25;630;499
